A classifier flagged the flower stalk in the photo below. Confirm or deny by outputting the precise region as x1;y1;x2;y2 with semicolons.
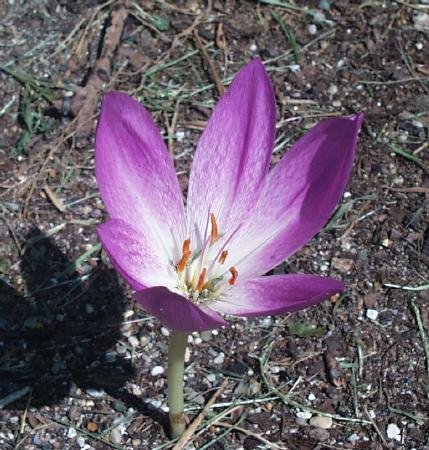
167;330;188;438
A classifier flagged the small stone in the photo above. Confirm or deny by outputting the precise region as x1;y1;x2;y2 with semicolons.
309;415;333;429
307;393;316;401
270;366;280;374
112;400;126;412
67;405;82;421
366;309;379;321
87;422;98;432
76;436;85;448
328;84;338;95
67;427;77;438
132;439;142;447
151;365;165;376
110;427;122;444
185;347;191;363
213;352;225;365
85;304;94;314
416;42;423;50
296;411;312;420
249;43;258;52
175;131;185;142
348;433;360;443
86;388;105;398
206;373;216;382
161;327;170;336
307;24;317;35
132;384;142;396
128;335;139;348
318;0;330;9
332;100;342;108
387;423;401;441
289;64;301;73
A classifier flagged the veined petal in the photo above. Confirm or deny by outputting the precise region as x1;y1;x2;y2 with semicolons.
95;92;185;262
211;274;343;317
97;219;177;291
186;58;276;247
134;287;228;332
228;113;364;278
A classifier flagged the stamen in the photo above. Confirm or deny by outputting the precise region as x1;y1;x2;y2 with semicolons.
210;213;218;244
182;239;191;254
228;266;238;285
196;268;207;291
218;250;228;264
177;239;191;273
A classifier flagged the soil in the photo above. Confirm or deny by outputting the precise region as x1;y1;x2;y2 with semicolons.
0;1;428;449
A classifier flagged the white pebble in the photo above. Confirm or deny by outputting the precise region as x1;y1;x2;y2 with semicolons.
328;84;338;95
270;366;280;374
67;427;77;438
416;42;423;50
76;436;85;448
161;327;170;337
175;130;185;142
307;24;317;35
296;411;312;420
213;352;225;365
86;388;105;398
151;366;164;376
289;64;301;73
386;423;401;441
128;335;139;348
249;43;258;52
307;393;316;401
348;433;360;443
206;373;216;382
366;309;379;321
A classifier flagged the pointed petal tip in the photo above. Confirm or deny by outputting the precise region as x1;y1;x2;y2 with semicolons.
351;111;365;127
134;287;228;332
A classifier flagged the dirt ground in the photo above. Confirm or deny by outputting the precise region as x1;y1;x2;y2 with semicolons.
0;1;428;449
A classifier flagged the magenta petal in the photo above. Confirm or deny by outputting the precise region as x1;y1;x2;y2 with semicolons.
186;59;276;246
228;113;364;278
95;92;185;261
97;219;177;291
211;274;344;317
134;287;228;332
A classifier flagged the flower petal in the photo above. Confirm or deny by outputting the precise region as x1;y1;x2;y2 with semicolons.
95;92;186;262
186;59;276;247
211;274;344;317
228;113;364;278
134;287;228;332
97;219;177;291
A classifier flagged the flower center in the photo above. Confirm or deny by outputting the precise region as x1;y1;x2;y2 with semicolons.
175;212;238;303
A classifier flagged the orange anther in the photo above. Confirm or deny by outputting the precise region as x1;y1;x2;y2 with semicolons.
218;250;228;264
196;268;207;291
182;238;191;254
210;213;218;244
228;266;238;285
177;239;191;273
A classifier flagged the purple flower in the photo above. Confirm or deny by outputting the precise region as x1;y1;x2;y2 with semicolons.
95;59;363;333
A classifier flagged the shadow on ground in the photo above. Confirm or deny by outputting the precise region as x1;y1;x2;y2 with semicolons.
0;227;135;408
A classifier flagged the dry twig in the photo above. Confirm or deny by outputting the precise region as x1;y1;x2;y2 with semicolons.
172;379;229;450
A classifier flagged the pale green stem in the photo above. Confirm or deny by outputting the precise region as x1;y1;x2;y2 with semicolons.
167;330;188;439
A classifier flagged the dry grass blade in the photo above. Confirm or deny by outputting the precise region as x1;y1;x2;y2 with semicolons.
172;379;229;450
